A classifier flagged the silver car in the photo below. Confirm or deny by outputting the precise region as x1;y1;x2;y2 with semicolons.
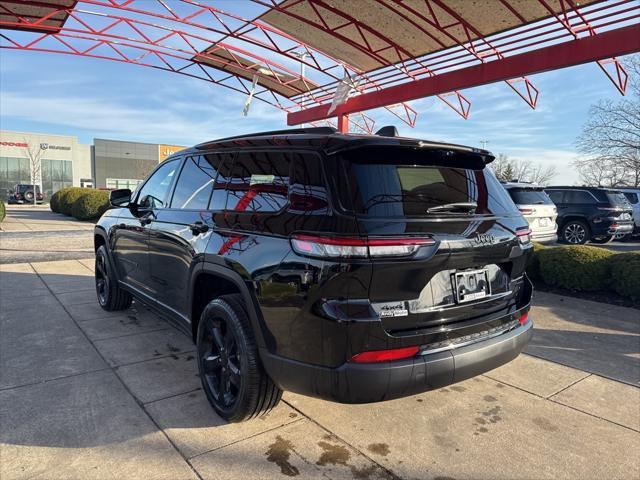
618;187;640;239
503;182;558;244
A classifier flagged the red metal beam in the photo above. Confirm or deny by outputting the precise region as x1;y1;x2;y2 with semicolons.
288;23;640;125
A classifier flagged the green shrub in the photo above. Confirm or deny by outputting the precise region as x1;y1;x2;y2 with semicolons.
50;187;74;213
610;252;640;301
0;199;5;223
526;242;548;282
70;190;110;220
538;245;614;292
58;187;87;216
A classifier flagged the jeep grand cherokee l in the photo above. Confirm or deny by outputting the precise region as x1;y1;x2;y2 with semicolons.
93;127;533;422
545;186;634;244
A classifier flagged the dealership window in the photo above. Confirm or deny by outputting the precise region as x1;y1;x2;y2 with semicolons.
0;157;72;198
171;156;216;210
106;178;144;190
224;151;290;213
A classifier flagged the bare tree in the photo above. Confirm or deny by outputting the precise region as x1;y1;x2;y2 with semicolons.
574;55;640;187
22;139;44;206
489;153;556;185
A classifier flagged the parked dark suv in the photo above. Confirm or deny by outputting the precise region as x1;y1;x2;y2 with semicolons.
545;186;634;244
94;127;534;422
7;184;44;204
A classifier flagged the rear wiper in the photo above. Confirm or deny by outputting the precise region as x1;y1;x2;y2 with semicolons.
427;202;478;214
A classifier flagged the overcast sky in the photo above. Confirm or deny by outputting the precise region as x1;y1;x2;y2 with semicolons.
0;48;632;185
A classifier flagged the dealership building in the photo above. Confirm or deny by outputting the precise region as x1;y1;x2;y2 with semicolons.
0;130;185;198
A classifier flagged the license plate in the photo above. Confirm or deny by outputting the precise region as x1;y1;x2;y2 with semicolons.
538;218;549;227
453;269;490;304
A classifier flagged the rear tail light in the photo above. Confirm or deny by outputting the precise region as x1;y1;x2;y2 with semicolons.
290;234;435;259
519;311;529;325
516;228;532;245
350;346;420;363
518;207;535;215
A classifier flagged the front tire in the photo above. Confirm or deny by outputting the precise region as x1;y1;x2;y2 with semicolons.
561;220;590;244
95;245;132;311
197;294;282;422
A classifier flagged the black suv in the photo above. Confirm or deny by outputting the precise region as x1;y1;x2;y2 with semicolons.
7;184;44;204
545;186;634;244
94;127;533;422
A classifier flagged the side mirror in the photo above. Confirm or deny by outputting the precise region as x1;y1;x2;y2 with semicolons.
109;188;132;207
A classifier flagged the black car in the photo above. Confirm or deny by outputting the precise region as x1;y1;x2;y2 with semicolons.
94;127;533;422
545;186;634;244
7;184;44;204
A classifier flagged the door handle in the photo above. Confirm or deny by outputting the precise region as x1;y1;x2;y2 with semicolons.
189;221;209;235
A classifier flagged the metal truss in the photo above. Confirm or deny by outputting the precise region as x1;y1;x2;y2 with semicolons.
1;0;637;131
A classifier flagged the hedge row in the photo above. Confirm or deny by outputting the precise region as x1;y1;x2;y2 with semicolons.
527;243;640;301
0;199;5;223
50;187;109;221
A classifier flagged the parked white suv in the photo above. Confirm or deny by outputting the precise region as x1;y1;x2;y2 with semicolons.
502;182;558;244
618;188;640;239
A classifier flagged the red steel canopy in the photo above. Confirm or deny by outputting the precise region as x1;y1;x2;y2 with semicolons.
0;0;638;133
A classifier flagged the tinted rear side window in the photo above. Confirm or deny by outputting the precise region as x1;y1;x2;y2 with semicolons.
171;155;216;210
606;191;631;206
508;189;554;205
546;190;564;203
224;151;290;213
624;192;639;204
334;148;518;217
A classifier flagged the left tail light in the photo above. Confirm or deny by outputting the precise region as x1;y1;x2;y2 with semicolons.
290;234;435;259
516;228;532;246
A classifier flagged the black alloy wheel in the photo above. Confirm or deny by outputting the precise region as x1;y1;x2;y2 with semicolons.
562;220;589;244
199;316;242;410
197;294;282;422
95;245;132;311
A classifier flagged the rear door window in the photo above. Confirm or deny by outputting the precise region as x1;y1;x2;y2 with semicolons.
334;148;518;217
564;190;595;204
224;151;290;213
508;189;554;205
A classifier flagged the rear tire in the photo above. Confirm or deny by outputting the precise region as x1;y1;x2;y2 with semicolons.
561;220;590;244
197;294;282;422
24;190;34;202
95;245;132;311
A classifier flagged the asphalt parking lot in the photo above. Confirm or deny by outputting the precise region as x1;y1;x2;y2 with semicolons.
1;207;639;480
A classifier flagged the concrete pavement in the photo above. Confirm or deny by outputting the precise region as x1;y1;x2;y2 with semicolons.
0;206;94;264
0;259;638;480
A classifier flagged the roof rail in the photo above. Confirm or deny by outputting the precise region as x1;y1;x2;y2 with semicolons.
196;127;337;148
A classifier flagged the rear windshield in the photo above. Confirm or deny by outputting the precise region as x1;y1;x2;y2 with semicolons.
507;188;553;205
17;184;41;193
333;148;518;217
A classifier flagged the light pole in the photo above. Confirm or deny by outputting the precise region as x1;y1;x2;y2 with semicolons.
292;51;310;128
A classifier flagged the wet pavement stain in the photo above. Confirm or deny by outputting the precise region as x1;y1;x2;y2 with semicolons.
495;382;506;388
450;386;466;392
166;343;180;352
533;417;559;432
416;398;424;403
317;440;350;466
474;405;503;433
483;395;497;402
367;443;390;456
289;412;298;418
317;439;394;480
265;435;299;477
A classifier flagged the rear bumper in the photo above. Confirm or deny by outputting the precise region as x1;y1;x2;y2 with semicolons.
531;231;557;244
261;318;533;403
